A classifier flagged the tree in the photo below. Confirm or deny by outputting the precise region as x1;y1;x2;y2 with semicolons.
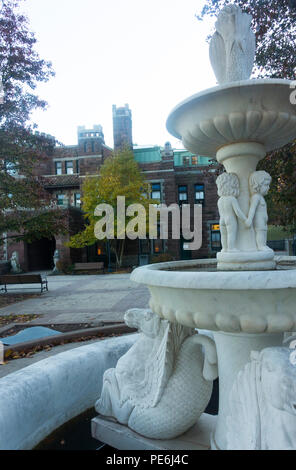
68;147;153;268
0;0;67;247
257;141;296;229
198;0;296;230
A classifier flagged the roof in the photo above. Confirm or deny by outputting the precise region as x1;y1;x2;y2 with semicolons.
133;144;214;167
43;175;80;188
173;150;213;167
133;146;162;163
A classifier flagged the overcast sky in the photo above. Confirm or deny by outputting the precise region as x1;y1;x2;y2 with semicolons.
23;0;217;149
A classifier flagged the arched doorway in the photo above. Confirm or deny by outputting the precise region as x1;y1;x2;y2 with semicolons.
27;238;56;271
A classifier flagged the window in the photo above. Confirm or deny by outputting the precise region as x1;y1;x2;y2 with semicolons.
192;156;198;165
57;194;65;206
151;183;161;201
151;223;164;254
65;161;74;175
76;159;80;174
153;239;164;254
74;193;81;208
96;243;105;256
211;224;221;251
55;161;62;175
178;185;188;204
195;184;205;205
183;156;190;166
140;239;150;255
91;141;95;153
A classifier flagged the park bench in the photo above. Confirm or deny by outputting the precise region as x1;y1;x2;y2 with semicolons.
0;274;48;293
73;262;105;273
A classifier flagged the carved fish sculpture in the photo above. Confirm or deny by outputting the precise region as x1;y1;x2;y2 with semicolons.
95;308;218;439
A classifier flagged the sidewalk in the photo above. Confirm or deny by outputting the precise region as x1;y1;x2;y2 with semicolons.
0;272;149;378
0;273;150;324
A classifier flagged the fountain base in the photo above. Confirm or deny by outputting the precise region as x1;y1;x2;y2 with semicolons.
92;414;216;450
217;249;276;271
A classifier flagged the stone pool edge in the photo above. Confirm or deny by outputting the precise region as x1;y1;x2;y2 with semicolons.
0;334;137;450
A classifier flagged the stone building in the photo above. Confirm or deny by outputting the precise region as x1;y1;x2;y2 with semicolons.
3;105;221;271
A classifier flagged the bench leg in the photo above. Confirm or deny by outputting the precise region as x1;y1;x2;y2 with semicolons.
41;281;48;293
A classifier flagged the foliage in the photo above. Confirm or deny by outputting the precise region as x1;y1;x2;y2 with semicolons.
56;260;75;275
257;142;296;230
198;0;296;230
150;253;176;264
68;147;154;267
267;225;294;241
197;0;296;79
0;0;67;245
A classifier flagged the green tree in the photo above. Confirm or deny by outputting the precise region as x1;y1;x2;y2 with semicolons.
198;0;296;230
68;148;153;268
0;0;67;247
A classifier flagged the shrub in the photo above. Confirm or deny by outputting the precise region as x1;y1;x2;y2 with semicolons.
150;253;176;264
56;260;75;274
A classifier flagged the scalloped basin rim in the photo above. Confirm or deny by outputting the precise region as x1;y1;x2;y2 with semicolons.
166;78;294;140
130;258;296;290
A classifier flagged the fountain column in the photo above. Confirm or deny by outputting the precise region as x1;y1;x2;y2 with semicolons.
216;142;275;270
212;331;283;450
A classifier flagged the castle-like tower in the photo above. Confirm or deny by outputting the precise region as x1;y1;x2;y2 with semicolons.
112;104;133;150
77;124;105;154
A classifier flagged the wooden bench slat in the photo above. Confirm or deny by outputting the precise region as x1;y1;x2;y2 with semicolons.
0;275;42;284
74;262;104;272
0;274;48;292
74;263;104;268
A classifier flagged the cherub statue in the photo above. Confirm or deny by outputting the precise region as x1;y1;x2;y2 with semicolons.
10;251;21;274
95;308;218;440
245;171;272;251
216;172;247;252
227;347;296;450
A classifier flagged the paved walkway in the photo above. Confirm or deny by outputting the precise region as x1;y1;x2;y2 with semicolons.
0;273;150;325
0;272;148;378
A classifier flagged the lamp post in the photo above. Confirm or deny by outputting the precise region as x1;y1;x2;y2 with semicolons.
107;240;112;273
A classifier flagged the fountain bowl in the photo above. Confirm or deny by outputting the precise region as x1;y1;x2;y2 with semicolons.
131;258;296;335
166;79;296;157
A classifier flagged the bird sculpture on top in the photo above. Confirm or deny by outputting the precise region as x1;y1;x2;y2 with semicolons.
209;4;256;85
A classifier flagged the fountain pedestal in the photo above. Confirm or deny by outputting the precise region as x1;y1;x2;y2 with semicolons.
212;331;283;450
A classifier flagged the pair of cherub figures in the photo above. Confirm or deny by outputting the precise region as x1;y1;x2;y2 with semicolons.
216;171;271;253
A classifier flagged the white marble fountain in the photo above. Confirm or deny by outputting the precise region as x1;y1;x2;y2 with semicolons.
93;5;296;450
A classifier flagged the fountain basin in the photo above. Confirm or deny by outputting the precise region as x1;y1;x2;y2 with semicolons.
166;79;296;157
131;258;296;334
0;335;136;450
131;258;296;449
